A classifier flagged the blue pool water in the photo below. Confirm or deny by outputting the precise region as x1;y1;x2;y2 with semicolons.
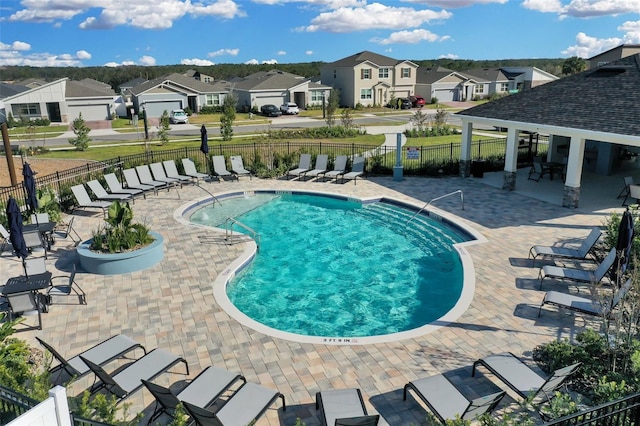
190;193;468;338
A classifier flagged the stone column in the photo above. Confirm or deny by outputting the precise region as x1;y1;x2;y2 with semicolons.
503;171;517;191
460;159;471;178
563;185;580;208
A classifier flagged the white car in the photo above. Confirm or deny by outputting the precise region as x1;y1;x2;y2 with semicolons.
169;109;189;124
280;102;300;115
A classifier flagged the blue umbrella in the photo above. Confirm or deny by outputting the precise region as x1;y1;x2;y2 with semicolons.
200;124;209;155
6;196;28;259
23;162;38;215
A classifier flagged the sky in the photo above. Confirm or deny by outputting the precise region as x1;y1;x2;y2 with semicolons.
0;0;638;68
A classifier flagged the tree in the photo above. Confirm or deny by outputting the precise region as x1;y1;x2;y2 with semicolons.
69;113;91;151
340;108;354;129
410;109;429;134
157;110;171;145
562;56;586;75
325;89;340;127
220;91;237;141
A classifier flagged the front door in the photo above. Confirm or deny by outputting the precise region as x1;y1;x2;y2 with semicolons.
46;102;61;122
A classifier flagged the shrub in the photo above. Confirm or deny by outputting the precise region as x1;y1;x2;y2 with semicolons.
90;201;153;253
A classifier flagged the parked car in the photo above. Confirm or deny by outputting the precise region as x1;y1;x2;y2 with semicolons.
169;109;189;124
400;98;413;109
280;102;300;115
409;96;426;108
261;104;282;117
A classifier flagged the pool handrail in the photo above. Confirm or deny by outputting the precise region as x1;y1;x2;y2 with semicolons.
195;182;223;207
405;190;464;225
225;217;261;249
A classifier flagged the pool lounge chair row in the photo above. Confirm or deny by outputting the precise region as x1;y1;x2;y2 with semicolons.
36;335;285;425
287;154;366;184
210;155;253;181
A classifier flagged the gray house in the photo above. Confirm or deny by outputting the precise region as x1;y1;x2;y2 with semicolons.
456;54;640;208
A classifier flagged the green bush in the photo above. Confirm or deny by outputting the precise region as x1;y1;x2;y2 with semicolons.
90;201;153;253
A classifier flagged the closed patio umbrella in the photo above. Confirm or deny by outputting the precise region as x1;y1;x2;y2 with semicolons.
6;196;28;258
200;124;209;174
23;162;38;216
615;208;635;282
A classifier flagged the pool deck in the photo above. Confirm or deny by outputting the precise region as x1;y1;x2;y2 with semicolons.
2;172;617;425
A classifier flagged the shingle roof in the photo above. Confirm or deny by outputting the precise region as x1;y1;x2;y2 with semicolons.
129;73;220;95
231;70;308;91
0;82;29;98
464;68;509;82
325;51;404;67
456;54;640;138
65;80;115;98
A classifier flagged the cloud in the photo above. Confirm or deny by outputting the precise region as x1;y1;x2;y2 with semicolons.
182;58;216;65
304;3;452;32
139;55;156;65
9;0;244;29
262;59;278;64
76;50;91;59
306;50;313;55
208;48;240;57
620;20;640;43
404;0;507;7
253;0;366;7
103;59;148;67
0;41;32;51
522;0;564;13
278;50;287;55
245;59;259;65
438;53;460;59
524;0;640;17
561;32;622;57
372;29;446;44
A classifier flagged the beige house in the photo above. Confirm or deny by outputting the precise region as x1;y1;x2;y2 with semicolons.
320;51;419;107
588;44;640;69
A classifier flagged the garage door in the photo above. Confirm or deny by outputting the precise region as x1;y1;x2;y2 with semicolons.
67;104;110;121
144;101;182;118
254;96;283;108
433;89;455;102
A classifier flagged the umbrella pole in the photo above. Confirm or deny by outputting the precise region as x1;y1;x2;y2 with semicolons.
2;122;17;186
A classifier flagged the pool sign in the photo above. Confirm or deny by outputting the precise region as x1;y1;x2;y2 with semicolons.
407;147;419;159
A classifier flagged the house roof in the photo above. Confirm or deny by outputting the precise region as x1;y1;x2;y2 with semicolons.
464;68;509;82
231;70;308;91
456;54;640;139
66;80;115;98
416;67;474;84
589;43;640;61
0;82;30;99
118;77;148;91
325;51;408;68
129;73;221;95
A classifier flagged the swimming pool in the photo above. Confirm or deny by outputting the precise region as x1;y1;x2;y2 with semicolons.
181;191;481;345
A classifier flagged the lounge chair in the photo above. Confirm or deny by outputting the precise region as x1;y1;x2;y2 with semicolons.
36;335;146;384
150;162;183;188
47;263;86;305
618;176;634;206
472;352;580;405
211;155;238;182
0;224;11;253
403;374;505;423
539;276;632;317
538;247;616;289
53;217;81;246
321;155;347;182
123;168;158;195
86;179;134;203
23;229;48;258
182;382;286;426
142;365;246;423
528;228;601;265
287;153;312;179
182;158;209;183
104;173;146;199
341;156;365;185
136;165;170;191
71;184;111;217
230;155;252;180
80;348;188;402
6;291;42;332
163;160;195;184
316;388;379;426
302;154;329;181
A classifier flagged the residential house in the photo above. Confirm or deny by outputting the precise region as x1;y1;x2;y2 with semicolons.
589;44;640;69
65;78;118;121
414;67;479;102
128;73;229;118
456;54;640;208
184;69;215;83
231;70;331;111
320;51;419;107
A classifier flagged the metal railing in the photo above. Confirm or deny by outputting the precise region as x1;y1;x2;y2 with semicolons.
406;189;464;225
545;392;640;425
0;385;39;424
224;217;260;248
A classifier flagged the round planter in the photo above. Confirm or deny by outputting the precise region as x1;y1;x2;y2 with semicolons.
77;231;164;275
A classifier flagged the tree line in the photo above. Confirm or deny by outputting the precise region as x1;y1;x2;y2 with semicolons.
0;58;572;91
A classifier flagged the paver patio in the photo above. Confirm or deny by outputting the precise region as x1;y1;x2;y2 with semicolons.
1;173;617;425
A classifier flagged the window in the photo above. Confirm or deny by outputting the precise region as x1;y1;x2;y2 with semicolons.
13;103;39;116
361;69;371;79
499;83;509;92
333;70;336;79
401;68;411;78
379;68;389;78
474;84;484;94
206;94;221;106
310;90;323;102
360;89;372;100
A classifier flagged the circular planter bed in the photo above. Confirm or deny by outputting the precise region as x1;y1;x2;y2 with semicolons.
77;231;164;275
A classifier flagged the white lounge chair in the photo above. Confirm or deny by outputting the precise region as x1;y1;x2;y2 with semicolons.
70;184;111;217
163;160;195;184
104;173;146;199
316;388;379;426
123;168;157;195
287;153;312;179
181;158;209;183
539;277;632;318
302;154;329;181
322;155;347;182
150;162;182;188
538;247;616;289
528;228;602;265
341;156;365;184
230;155;252;180
211;155;237;182
136;165;170;191
86;180;134;203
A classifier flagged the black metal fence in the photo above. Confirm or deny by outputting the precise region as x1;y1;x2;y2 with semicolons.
0;385;39;424
0;136;548;221
545;393;640;425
